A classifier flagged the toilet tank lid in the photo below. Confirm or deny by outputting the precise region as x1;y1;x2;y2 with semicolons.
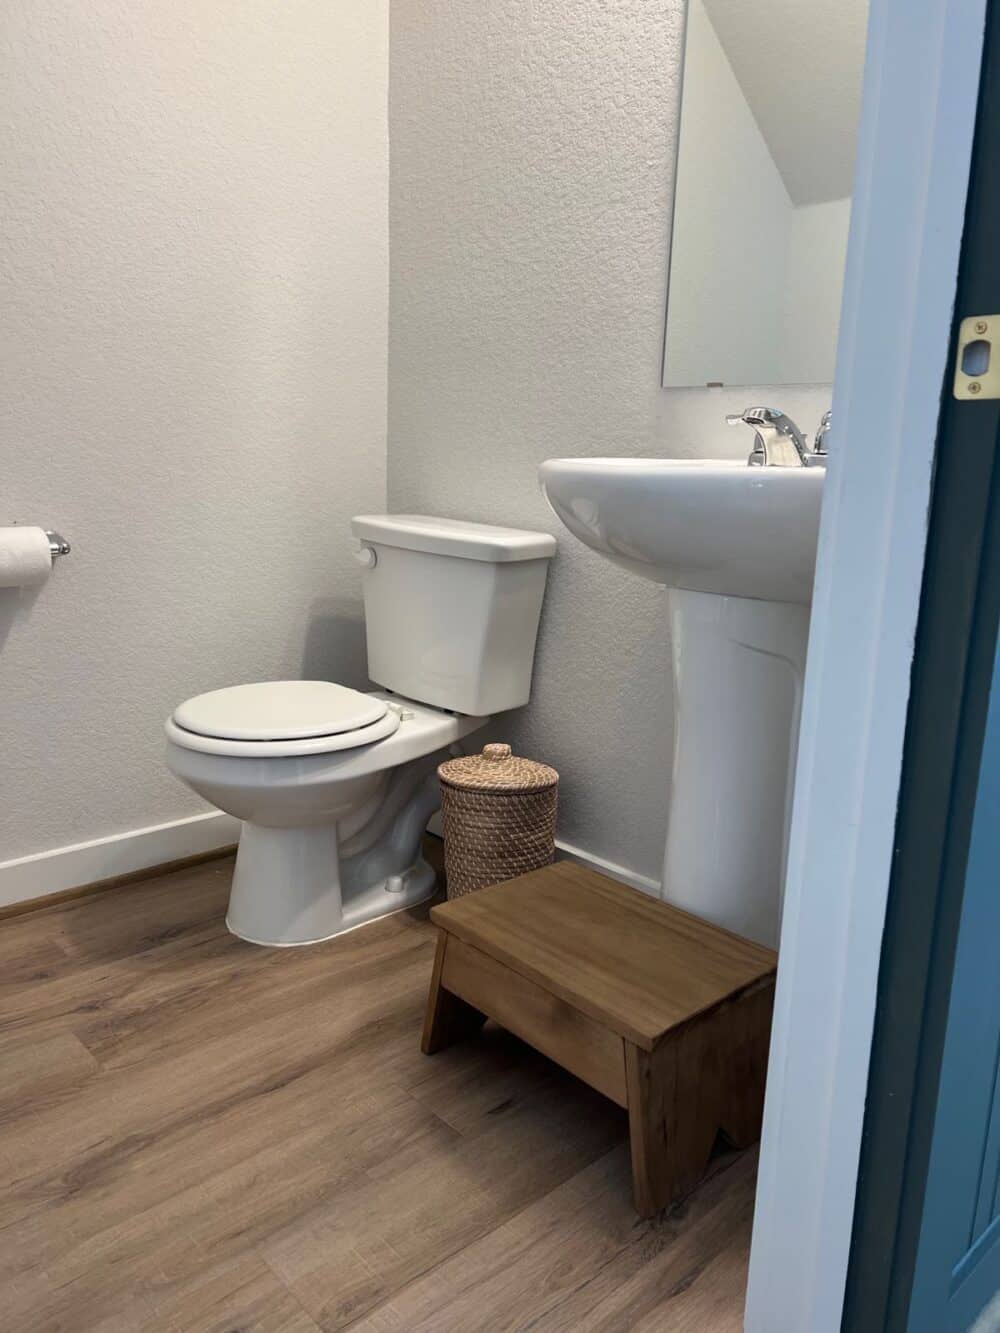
351;515;556;563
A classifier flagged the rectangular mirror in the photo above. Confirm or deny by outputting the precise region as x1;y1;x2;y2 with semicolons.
663;0;869;388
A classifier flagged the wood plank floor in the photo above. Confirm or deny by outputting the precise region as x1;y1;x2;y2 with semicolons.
0;854;756;1331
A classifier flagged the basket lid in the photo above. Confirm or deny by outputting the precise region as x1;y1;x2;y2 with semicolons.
438;743;559;793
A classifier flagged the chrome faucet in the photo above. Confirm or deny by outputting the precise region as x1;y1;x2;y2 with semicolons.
814;409;832;456
726;406;825;468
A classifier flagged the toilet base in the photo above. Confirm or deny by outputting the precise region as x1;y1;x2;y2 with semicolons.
226;821;438;947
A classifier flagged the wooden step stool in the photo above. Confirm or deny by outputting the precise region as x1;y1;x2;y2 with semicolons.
421;861;777;1217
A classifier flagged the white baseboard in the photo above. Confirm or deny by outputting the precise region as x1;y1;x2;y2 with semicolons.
0;811;241;910
0;813;660;915
554;839;662;897
427;809;662;897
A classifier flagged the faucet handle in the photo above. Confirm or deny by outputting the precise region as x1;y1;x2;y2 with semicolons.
814;410;832;455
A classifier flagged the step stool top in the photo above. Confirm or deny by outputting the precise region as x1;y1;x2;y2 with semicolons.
430;861;777;1050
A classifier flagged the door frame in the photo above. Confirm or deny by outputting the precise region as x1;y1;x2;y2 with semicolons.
743;1;989;1329
843;0;1000;1321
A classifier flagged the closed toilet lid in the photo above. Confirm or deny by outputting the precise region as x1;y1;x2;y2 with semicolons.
172;680;388;742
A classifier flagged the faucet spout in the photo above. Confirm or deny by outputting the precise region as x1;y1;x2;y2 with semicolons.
726;406;810;467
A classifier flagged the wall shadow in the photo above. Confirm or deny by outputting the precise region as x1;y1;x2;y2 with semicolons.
300;597;370;689
0;584;44;654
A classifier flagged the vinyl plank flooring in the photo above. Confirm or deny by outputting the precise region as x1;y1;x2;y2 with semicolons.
1;1103;456;1330
111;1253;324;1333
402;1022;567;1135
540;1153;757;1332
261;1074;624;1330
0;865;240;1045
73;917;431;1074
0;1029;100;1125
628;1230;751;1333
343;1147;753;1333
0;920;72;987
0;855;755;1331
52;859;235;965
340;1145;644;1333
0;951;439;1268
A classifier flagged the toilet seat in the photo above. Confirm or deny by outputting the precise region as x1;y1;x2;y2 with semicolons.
166;681;401;758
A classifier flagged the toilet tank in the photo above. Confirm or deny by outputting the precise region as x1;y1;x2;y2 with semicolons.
350;515;557;716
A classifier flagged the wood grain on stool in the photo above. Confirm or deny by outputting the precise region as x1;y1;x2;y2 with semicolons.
420;931;487;1053
422;860;777;1217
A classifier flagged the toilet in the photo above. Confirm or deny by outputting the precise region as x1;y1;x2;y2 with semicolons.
164;515;556;946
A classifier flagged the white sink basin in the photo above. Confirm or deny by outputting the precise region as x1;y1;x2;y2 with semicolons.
539;454;826;947
538;457;824;604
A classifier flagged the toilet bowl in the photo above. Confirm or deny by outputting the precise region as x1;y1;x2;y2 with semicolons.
166;682;487;945
165;515;556;946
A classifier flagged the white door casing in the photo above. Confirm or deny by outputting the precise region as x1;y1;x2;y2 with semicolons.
743;0;989;1328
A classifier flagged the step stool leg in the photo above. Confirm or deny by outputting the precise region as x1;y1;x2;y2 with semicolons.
625;1039;718;1218
625;980;776;1216
718;980;775;1149
421;931;487;1055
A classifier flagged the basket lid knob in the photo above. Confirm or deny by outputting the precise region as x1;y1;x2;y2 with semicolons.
483;743;512;761
438;744;558;791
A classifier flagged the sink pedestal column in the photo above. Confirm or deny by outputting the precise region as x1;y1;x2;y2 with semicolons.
662;589;810;948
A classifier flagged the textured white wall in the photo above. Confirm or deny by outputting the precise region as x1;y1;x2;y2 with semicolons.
388;0;831;884
1;0;389;861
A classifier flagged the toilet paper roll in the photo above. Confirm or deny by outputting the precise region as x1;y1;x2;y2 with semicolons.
0;526;53;588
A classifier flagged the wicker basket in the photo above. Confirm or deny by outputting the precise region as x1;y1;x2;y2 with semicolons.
438;743;559;899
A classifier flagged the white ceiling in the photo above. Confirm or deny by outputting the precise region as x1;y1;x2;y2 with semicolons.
702;0;869;204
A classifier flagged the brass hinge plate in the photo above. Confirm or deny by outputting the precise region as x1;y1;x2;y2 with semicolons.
954;315;1000;399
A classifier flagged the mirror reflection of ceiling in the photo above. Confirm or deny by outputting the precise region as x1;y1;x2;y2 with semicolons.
701;0;868;204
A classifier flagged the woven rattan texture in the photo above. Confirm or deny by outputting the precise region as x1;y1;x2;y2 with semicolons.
438;744;559;794
440;785;558;899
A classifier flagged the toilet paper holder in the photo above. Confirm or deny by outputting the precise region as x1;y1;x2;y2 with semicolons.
45;530;71;558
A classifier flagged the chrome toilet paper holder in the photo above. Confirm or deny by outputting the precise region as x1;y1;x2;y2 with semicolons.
44;530;71;558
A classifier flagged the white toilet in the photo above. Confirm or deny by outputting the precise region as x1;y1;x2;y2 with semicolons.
164;515;556;946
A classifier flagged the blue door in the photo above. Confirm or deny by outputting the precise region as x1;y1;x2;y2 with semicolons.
907;632;1000;1330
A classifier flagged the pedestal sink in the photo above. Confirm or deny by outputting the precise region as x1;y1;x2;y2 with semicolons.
539;458;824;947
